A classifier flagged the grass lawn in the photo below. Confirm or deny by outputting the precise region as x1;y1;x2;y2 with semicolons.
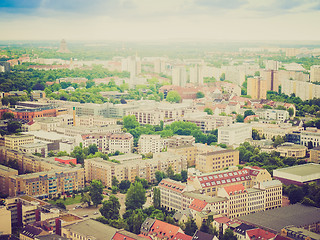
48;195;82;205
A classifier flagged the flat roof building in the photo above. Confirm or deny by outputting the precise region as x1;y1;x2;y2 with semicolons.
273;163;320;186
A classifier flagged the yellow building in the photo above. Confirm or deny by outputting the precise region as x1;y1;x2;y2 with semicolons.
247;77;267;99
167;144;197;167
259;180;282;210
276;143;307;158
0;165;18;196
5;134;34;150
8;168;84;197
310;146;320;163
196;149;239;173
0;206;11;234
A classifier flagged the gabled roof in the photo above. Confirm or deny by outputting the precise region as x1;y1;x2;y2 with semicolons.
223;184;246;196
159;179;187;193
214;216;231;224
234;223;257;236
149;219;181;239
189;199;208;212
246;228;276;240
21;225;46;238
173;232;192;240
112;230;146;240
192;230;215;240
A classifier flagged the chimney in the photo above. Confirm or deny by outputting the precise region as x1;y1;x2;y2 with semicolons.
55;218;62;236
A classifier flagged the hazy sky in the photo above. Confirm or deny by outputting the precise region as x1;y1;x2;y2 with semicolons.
0;0;320;41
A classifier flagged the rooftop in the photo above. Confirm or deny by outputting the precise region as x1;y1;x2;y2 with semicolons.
273;163;320;177
237;203;320;233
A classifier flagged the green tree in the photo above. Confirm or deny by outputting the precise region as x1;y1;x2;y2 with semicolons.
89;180;104;207
288;107;294;117
236;115;244;123
166;165;174;179
273;135;285;148
181;170;188;182
153;187;161;209
1;112;14;120
220;73;225;81
7;121;22;133
126;209;147;234
252;129;260;140
155;171;167;183
88;144;98;155
55;202;66;210
81;192;92;207
166;91;181;103
221;228;237;240
70;146;86;164
112;176;119;188
204;108;213;115
184;218;198;236
99;195;120;220
123;115;139;130
119;180;131;192
244;110;255;119
125;181;146;211
289;187;304;204
196;91;205;98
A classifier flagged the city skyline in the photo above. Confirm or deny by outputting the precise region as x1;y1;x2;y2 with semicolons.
0;0;320;41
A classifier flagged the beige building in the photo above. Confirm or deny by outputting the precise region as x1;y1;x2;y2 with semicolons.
246;188;265;214
310;146;320;163
81;132;133;154
300;128;320;148
187;166;272;197
218;184;248;219
218;123;252;146
258;180;282;210
138;134;166;154
8;167;84;197
0;165;18;196
276;143;307;158
166;135;195;148
5;134;34;150
168;144;198;167
252;123;303;140
19;142;48;158
310;65;320;82
75;115;117;127
0;206;11;234
247;77;267;99
85;152;186;187
196;149;239;173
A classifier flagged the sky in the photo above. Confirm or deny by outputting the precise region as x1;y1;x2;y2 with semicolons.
0;0;320;42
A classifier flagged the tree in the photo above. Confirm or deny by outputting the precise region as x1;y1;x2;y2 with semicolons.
181;170;188;182
99;195;120;220
88;144;98;155
221;228;237;240
236;115;244;123
204;108;213;115
273;135;285;148
7;121;22;133
184;218;198;236
220;73;225;81
119;180;131;192
70;146;86;164
288;107;294;117
81;192;92;207
166;91;181;103
1;112;14;120
289;187;304;204
112;176;119;188
126;209;147;234
89;180;104;207
55;202;66;210
252;129;260;140
196;91;205;98
155;171;167;183
153;187;161;209
166;166;174;179
123;115;139;130
244;110;255;119
125;181;146;211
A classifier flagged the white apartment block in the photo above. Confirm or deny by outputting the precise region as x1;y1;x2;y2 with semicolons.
126;109;164;125
258;180;282;210
280;78;320;100
172;66;187;87
85;152;187;187
18;142;48;158
183;114;232;133
81;132;133;154
166;135;195;148
75;116;117;127
263;109;289;122
310;65;320;82
56;125;122;137
138;135;166;154
218;123;252;146
300;128;320;148
189;65;204;85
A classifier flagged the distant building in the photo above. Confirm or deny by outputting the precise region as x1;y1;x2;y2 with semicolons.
0;61;10;72
310;65;320;83
310;146;320;164
276;143;307;158
57;39;71;53
247;77;267;99
218;123;252;146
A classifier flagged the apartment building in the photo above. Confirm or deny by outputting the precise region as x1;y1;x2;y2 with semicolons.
187;166;272;197
246;188;265;214
85;152;186;187
126;109;164;125
19;142;48;158
81;132;133;154
8;167;84;197
166;135;195;148
138;134;166;154
258;180;282;210
167;144;197;167
57;125;122;137
218;184;248;219
196;149;239;173
0;165;18;196
5;134;35;150
310;65;320;82
310;146;320;163
262;109;289;122
183;114;233;133
75;116;117;127
218;124;252;146
300;128;320;148
0;206;11;235
247;77;267;99
252;123;302;140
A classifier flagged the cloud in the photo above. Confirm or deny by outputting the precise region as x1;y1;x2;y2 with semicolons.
195;0;247;9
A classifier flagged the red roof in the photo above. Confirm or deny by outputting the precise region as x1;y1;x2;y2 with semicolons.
172;232;192;240
246;228;276;240
214;216;231;224
189;199;208;212
196;168;254;189
149;219;181;239
223;184;246;195
112;232;136;240
159;179;186;193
